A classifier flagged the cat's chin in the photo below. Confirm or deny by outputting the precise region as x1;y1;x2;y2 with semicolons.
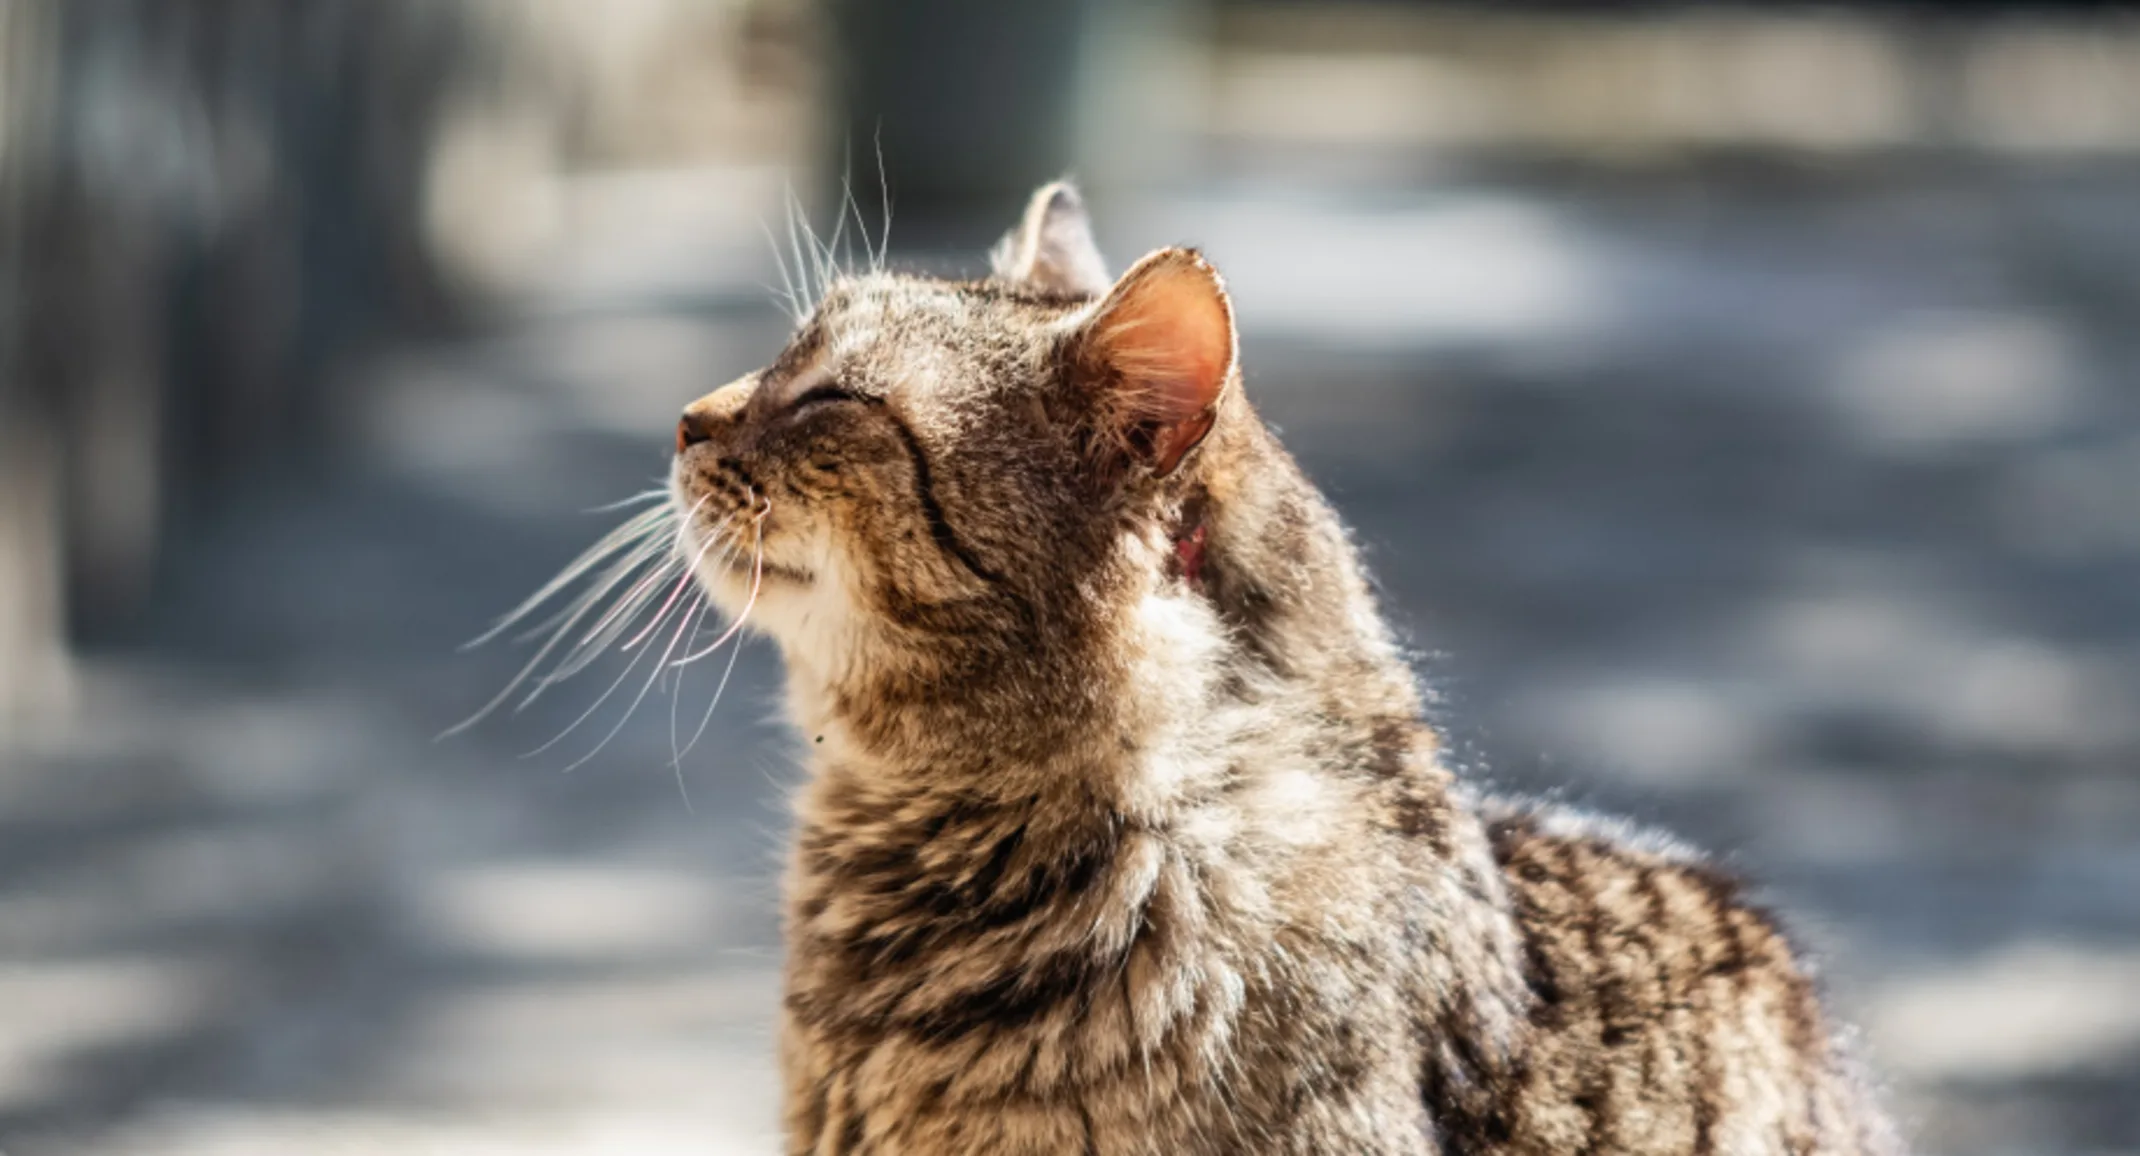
690;550;814;618
720;547;813;585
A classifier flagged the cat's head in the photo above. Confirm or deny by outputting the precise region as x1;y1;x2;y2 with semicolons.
672;186;1235;653
670;183;1384;721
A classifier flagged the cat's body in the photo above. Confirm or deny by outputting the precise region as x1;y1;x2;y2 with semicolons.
665;184;1899;1154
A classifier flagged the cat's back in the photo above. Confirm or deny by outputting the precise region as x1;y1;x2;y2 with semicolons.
1432;802;1901;1156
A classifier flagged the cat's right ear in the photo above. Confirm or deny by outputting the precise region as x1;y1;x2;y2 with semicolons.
991;181;1110;297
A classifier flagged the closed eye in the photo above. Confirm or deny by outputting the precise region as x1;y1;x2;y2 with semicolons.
790;383;859;415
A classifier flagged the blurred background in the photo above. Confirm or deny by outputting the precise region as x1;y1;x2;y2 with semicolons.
3;1;2138;1152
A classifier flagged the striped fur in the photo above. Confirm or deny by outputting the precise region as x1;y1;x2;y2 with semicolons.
668;184;1901;1155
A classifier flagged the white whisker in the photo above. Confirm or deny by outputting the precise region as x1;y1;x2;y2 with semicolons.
798;182;831;300
871;124;892;270
677;595;749;763
673;499;769;667
524;568;692;760
785;182;819;312
621;529;724;652
457;485;767;777
529;560;682;694
571;556;681;651
675;501;769;760
464;504;672;650
584;488;669;515
508;530;677;645
823;155;853;287
565;493;703;655
442;510;680;738
665;593;715;807
559;560;709;772
762;218;805;324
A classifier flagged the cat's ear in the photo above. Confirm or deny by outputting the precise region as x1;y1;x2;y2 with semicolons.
991;181;1110;297
1070;247;1237;478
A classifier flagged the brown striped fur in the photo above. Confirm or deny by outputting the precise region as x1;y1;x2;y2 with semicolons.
670;183;1901;1155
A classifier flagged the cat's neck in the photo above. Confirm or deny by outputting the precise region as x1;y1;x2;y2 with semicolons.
784;580;1420;838
783;416;1426;812
782;581;1213;805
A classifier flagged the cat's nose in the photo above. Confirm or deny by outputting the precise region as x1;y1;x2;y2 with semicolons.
675;376;756;454
676;410;718;453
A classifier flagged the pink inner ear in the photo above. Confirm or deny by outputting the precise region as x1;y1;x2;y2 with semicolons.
1092;257;1233;427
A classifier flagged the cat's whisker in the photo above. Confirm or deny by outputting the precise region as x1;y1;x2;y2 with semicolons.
870;126;891;270
514;549;667;662
671;511;740;595
673;500;769;759
583;488;669;515
441;507;680;738
503;493;760;762
521;632;659;759
522;558;695;760
620;531;724;652
830;141;882;276
507;530;677;645
665;593;715;806
537;511;705;673
530;561;683;692
513;497;705;697
571;547;690;652
672;498;769;668
784;182;821;313
558;558;711;773
822;162;853;288
841;177;871;276
464;504;673;650
675;590;749;764
761;219;806;324
521;572;679;701
796;182;835;300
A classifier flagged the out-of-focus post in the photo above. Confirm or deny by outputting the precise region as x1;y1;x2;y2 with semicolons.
0;0;473;719
823;0;1209;253
1;0;71;720
827;0;1093;246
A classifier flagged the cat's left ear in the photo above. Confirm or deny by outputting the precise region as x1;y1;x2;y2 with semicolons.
991;181;1110;297
1069;247;1238;478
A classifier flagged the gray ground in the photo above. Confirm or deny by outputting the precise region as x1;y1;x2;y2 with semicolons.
4;169;2138;1155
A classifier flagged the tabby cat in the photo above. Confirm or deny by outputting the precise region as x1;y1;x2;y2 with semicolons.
663;183;1900;1154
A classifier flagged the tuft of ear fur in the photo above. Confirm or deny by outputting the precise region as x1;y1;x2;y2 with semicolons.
1071;247;1238;478
991;181;1111;298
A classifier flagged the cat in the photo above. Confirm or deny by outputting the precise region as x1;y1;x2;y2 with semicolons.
656;182;1903;1154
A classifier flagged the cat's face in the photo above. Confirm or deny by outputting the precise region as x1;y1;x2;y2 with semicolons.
668;183;1237;678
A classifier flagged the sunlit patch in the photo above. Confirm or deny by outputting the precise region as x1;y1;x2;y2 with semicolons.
1827;311;2082;450
416;861;740;962
1867;943;2140;1080
0;955;218;1113
1144;195;1604;347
